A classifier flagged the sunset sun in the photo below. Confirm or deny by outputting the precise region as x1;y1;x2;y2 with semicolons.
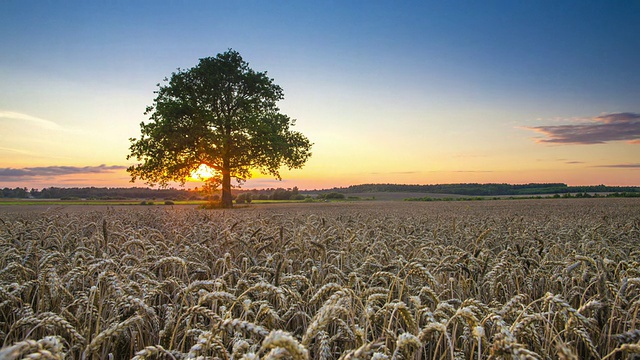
191;164;216;181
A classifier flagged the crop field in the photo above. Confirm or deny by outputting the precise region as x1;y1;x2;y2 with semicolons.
0;199;639;359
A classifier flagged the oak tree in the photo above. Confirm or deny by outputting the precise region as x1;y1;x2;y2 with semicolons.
127;50;312;208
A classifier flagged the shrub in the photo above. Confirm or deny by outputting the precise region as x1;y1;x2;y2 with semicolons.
236;193;252;204
200;200;224;209
60;196;80;201
325;192;345;199
271;188;291;200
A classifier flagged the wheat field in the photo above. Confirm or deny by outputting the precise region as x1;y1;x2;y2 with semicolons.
0;199;639;359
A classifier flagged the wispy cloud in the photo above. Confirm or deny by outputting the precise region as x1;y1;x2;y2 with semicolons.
524;112;640;145
452;153;487;159
452;170;494;173
565;161;584;164
0;146;36;156
593;164;640;168
0;110;62;130
0;165;128;180
369;171;419;175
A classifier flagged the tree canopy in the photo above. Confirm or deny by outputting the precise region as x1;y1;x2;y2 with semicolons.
127;50;312;207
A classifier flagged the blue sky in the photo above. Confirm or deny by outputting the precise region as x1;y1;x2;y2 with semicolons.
1;1;639;189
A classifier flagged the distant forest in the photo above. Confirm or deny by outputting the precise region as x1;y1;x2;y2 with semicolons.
1;182;639;199
316;183;640;196
1;187;199;200
0;186;304;200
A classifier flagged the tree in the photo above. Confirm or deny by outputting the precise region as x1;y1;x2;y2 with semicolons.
127;50;312;208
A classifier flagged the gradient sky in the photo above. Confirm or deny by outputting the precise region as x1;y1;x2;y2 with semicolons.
1;1;639;190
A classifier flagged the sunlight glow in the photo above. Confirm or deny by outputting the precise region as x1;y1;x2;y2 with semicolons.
191;164;216;181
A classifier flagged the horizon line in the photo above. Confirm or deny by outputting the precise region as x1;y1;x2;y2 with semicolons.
6;181;640;193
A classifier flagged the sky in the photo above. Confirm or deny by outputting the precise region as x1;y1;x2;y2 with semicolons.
1;1;639;190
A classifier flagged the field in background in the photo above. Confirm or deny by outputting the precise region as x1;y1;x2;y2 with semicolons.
340;192;468;201
0;199;311;208
0;199;204;206
1;199;639;359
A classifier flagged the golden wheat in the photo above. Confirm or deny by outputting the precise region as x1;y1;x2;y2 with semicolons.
0;198;638;359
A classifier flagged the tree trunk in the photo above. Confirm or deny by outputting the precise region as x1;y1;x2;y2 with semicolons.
221;168;233;208
222;120;233;208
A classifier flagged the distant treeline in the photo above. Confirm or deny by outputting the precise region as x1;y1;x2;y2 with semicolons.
1;187;200;200
1;186;307;201
320;183;640;196
3;183;640;200
406;192;640;202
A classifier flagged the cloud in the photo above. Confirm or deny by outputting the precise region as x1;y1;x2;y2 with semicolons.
0;110;62;130
525;112;640;145
565;161;584;164
0;165;128;180
0;146;36;156
452;170;494;173
369;171;419;175
593;164;640;168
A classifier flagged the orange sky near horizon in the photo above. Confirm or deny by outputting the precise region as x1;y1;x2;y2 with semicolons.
1;163;637;191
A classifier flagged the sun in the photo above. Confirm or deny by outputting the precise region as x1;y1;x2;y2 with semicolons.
191;164;216;181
